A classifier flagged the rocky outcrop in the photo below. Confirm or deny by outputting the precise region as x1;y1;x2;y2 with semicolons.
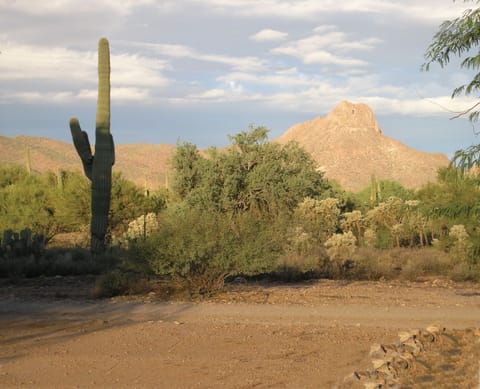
276;101;449;191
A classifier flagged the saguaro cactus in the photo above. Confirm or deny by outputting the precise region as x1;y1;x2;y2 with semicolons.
69;38;115;254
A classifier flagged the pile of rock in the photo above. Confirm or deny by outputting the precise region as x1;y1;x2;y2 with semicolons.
341;325;480;389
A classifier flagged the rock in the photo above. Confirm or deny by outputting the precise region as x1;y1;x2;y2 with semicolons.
276;101;449;191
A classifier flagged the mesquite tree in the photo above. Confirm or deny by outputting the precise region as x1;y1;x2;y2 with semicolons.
423;0;480;169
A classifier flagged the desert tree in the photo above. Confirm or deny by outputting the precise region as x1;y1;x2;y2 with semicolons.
423;0;480;169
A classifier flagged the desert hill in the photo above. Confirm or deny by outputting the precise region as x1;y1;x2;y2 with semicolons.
0;135;175;190
0;101;450;192
276;101;449;191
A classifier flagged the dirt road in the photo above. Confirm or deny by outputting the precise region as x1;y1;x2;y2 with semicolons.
0;278;479;388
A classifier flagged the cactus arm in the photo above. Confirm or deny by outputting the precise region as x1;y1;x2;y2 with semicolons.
110;133;115;165
70;117;93;180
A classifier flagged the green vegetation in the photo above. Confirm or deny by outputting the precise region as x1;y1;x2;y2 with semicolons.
118;127;480;295
2;127;480;296
423;0;480;169
0;165;163;278
423;0;480;123
70;37;115;254
122;127;330;295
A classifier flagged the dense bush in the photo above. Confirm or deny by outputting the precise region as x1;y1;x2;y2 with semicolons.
125;206;289;293
124;127;332;292
0;166;166;245
172;126;330;215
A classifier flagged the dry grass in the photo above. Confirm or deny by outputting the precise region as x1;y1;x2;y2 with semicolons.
350;247;479;281
274;246;480;283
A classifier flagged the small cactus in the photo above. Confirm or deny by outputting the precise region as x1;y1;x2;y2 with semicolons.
0;229;44;258
1;229;14;257
19;228;32;255
70;38;115;254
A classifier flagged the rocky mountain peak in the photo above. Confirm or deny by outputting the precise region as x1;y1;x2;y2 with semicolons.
276;101;449;191
327;100;381;134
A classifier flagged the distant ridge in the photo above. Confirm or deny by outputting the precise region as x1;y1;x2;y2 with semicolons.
1;102;449;191
276;101;449;191
0;135;175;190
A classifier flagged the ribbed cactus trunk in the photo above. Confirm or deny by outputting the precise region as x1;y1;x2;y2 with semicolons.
69;38;115;255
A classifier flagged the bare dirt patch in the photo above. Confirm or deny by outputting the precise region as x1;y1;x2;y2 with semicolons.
0;278;479;388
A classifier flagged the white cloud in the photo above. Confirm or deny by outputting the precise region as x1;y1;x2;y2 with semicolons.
361;95;480;117
77;87;151;102
218;70;313;87
187;0;468;23
0;42;169;85
0;90;78;104
186;79;250;103
112;54;169;87
0;0;157;16
254;89;479;119
301;50;369;67
123;41;266;72
250;29;288;42
8;91;75;103
0;41;169;104
112;87;151;101
188;89;227;100
2;86;150;104
312;25;337;34
271;27;380;67
0;43;95;82
209;65;480;119
77;89;97;99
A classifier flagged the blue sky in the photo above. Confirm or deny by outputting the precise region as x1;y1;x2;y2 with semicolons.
1;0;480;158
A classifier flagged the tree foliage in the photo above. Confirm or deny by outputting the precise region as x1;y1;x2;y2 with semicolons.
172;126;330;217
417;166;480;223
0;166;165;244
0;166;64;241
423;0;480;120
355;179;414;211
423;1;480;170
109;173;167;236
130;127;332;283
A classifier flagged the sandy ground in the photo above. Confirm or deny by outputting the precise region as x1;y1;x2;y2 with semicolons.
0;277;479;388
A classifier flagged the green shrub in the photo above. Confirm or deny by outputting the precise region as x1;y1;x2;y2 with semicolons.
125;206;288;293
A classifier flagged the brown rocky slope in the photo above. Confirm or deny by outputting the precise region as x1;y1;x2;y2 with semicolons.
276;101;449;191
1;101;449;191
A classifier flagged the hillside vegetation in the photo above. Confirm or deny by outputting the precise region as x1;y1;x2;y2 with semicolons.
1;126;479;296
